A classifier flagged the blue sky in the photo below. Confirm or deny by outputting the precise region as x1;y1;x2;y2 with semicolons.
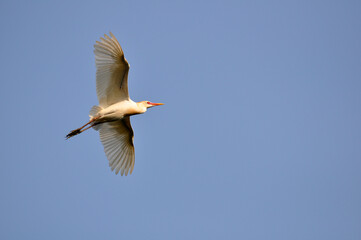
0;0;360;239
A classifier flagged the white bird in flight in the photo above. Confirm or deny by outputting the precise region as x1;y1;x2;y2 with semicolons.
66;32;163;176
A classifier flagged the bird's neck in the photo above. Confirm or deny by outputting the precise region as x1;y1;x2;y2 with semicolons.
134;102;147;114
121;101;147;116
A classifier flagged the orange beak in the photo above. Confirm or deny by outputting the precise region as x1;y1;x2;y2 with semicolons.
149;102;164;106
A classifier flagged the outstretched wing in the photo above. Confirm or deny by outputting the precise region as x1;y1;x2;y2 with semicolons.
94;32;130;107
98;117;135;176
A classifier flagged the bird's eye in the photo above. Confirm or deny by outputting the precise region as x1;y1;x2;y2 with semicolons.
147;101;150;104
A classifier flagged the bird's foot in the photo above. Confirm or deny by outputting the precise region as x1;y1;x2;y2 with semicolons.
66;129;81;139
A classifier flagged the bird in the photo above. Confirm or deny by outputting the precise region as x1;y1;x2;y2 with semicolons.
66;32;163;176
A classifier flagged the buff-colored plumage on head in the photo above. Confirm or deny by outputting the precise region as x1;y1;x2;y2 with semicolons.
136;101;164;113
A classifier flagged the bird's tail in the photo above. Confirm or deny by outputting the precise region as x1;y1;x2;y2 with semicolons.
89;105;103;131
89;105;103;118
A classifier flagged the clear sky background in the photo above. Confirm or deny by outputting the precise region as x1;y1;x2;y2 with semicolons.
0;0;360;239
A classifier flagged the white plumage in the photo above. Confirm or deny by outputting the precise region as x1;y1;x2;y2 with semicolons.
67;33;163;176
94;32;130;106
99;119;134;176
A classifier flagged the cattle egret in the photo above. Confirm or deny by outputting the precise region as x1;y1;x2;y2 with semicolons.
66;33;163;176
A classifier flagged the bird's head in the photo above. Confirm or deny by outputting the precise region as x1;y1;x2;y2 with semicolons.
137;101;164;113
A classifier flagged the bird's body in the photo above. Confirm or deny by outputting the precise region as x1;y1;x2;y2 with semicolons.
96;100;139;121
66;33;163;176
